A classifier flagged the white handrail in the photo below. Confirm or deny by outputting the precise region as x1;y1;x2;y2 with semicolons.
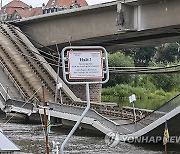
16;29;81;102
0;83;11;100
0;60;27;100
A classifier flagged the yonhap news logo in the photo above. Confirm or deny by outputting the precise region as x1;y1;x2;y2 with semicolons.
104;131;180;146
104;132;120;147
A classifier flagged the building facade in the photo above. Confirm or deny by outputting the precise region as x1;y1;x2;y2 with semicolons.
43;0;88;14
0;0;88;21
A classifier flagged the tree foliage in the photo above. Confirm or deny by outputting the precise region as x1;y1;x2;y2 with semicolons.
134;46;156;66
105;52;134;87
108;52;134;67
103;43;180;102
153;43;180;63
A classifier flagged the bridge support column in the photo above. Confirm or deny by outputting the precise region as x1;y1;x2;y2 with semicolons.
117;0;180;31
117;1;137;31
69;84;102;102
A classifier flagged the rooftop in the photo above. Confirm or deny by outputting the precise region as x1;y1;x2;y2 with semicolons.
46;0;88;7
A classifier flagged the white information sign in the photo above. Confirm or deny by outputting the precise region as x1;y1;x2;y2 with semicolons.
129;94;136;103
68;50;103;79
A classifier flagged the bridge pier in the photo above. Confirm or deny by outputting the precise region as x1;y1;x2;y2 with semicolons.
69;84;102;102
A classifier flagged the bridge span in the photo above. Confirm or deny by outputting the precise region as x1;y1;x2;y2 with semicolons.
0;23;147;129
13;0;180;50
0;0;179;144
2;92;180;143
0;22;179;144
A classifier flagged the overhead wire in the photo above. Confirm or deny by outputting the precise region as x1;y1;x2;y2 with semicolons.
0;30;60;67
109;64;180;74
5;22;60;60
1;23;180;75
109;69;180;74
7;31;180;74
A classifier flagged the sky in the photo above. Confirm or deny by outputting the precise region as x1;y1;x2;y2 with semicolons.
2;0;114;7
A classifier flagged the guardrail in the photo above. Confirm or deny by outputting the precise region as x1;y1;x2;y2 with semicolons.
48;94;180;134
0;60;27;101
135;93;180;131
47;102;135;134
0;83;11;101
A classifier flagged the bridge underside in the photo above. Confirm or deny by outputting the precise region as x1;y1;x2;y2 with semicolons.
44;25;180;52
13;0;180;52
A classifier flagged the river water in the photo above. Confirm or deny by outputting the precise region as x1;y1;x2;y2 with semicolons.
1;114;180;154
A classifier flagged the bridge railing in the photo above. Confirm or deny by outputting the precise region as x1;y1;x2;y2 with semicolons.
0;61;27;101
0;83;11;101
134;93;180;130
14;26;81;103
106;93;180;134
48;94;180;135
48;102;134;134
94;93;180;134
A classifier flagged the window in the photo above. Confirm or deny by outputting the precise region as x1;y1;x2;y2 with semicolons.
52;0;55;5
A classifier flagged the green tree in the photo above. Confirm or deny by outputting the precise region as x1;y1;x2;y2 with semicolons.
108;52;134;67
121;46;156;67
160;43;179;63
106;52;134;87
153;43;180;63
149;74;179;92
134;46;156;66
146;62;180;92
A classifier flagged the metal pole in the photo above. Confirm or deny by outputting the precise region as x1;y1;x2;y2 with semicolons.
164;144;167;154
42;85;49;154
132;102;136;131
55;43;60;103
60;83;91;154
132;102;137;123
5;87;9;101
59;88;63;104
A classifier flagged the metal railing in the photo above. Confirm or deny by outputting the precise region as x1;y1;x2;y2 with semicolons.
48;102;134;134
48;94;180;134
134;94;180;131
0;83;11;101
14;25;81;102
0;60;27;101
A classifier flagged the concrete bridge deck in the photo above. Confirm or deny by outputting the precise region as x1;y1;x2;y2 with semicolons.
2;93;180;143
12;0;180;51
0;23;149;134
0;23;80;104
0;0;179;143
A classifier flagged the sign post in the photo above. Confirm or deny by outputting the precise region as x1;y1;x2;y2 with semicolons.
57;83;63;104
60;46;109;154
129;94;137;125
